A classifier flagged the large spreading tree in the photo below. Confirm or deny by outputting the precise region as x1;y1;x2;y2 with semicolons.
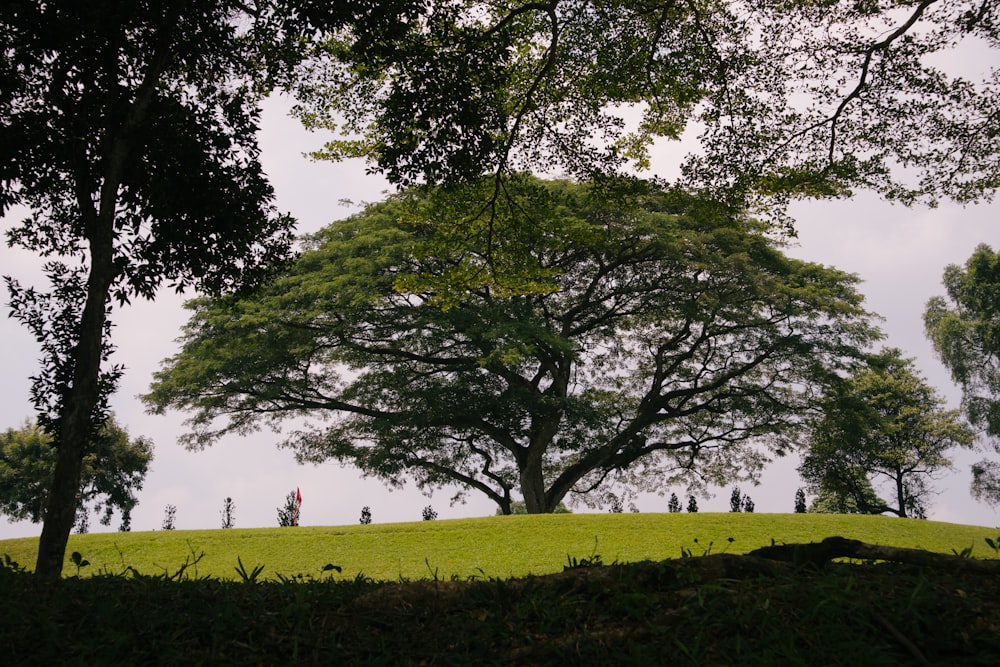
0;0;422;577
145;178;879;514
925;243;1000;505
798;348;975;518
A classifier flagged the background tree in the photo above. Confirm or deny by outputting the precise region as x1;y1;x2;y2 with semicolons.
807;480;883;515
0;0;426;578
162;504;177;531
146;177;879;515
925;243;1000;506
277;490;298;527
221;497;235;529
794;488;807;514
799;348;975;518
0;0;280;578
686;496;699;513
729;487;743;513
0;417;152;531
667;493;681;513
741;495;754;513
75;508;89;535
359;506;372;525
421;506;438;521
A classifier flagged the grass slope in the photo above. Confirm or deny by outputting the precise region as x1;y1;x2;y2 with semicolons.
2;512;997;581
3;514;1000;665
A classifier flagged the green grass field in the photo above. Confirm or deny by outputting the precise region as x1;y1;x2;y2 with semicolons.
2;512;997;581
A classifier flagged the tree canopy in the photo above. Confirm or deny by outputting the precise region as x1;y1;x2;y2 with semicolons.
295;0;1000;211
925;243;1000;505
799;347;975;518
0;416;152;530
145;177;879;514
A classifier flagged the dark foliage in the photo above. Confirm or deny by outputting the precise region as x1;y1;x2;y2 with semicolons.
730;487;743;513
162;505;177;531
794;489;807;514
667;493;681;513
277;491;297;527
221;498;235;529
1;553;998;665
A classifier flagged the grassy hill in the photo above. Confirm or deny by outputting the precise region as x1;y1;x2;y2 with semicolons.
2;512;997;581
3;513;999;665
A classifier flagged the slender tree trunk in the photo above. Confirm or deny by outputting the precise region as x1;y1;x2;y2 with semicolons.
34;219;116;579
895;475;908;519
32;34;169;576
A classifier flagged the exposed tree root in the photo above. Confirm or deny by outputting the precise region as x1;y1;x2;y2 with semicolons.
749;536;1000;573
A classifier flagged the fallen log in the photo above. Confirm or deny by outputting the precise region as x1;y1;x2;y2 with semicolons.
748;536;1000;573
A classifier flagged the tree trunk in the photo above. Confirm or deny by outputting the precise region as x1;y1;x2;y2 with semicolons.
30;21;170;579
520;462;548;514
34;227;115;579
895;475;908;519
519;415;564;513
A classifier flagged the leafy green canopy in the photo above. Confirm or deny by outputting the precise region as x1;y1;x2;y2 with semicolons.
0;0;425;577
799;348;975;518
295;0;1000;211
0;417;152;528
146;177;878;513
925;243;1000;505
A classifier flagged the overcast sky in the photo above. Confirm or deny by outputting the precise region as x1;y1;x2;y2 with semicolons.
1;94;998;540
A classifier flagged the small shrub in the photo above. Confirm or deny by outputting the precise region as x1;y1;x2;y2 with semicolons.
794;488;807;513
608;496;624;513
565;537;603;569
221;497;235;529
360;506;372;524
742;495;755;513
667;493;681;513
277;490;298;527
70;551;90;577
565;552;604;569
234;556;264;583
729;487;743;512
0;554;26;575
422;505;438;521
162;504;177;530
75;508;89;534
687;495;699;513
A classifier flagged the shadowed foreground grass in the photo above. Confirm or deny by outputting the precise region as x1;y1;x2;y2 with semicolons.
3;514;1000;664
2;513;997;581
2;548;999;665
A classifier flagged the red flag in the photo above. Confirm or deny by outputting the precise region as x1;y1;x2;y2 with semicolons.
296;487;302;506
293;487;302;527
